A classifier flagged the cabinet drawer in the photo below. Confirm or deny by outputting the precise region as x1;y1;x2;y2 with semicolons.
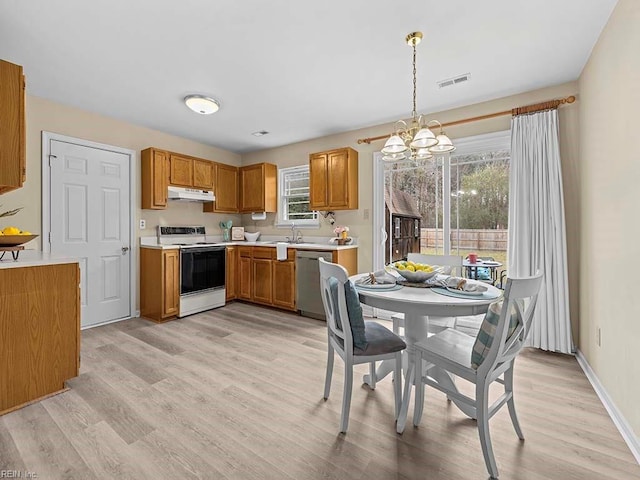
252;247;275;259
238;246;253;258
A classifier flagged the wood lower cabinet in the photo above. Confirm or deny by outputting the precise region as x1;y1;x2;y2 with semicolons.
309;147;358;210
141;148;169;209
225;246;237;301
273;259;296;310
238;250;252;300
252;257;273;305
0;262;80;415
0;59;26;195
140;247;180;322
239;163;277;213
234;246;296;311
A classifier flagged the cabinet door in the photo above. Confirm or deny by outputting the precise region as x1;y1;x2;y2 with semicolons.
239;255;252;300
214;163;239;212
240;164;265;212
141;149;168;209
273;260;296;310
169;154;193;186
163;250;180;317
193;159;214;189
226;246;237;301
0;60;25;194
252;258;273;305
309;153;328;210
327;150;350;208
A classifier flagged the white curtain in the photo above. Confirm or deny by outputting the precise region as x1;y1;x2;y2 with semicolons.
508;109;573;353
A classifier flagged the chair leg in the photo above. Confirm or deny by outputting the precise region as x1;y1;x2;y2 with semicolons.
396;359;415;434
323;344;334;400
505;365;524;440
393;352;402;419
413;352;425;427
476;380;499;479
340;361;353;433
369;362;377;390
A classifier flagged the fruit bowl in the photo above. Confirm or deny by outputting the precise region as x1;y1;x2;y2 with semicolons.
0;234;39;247
388;263;442;282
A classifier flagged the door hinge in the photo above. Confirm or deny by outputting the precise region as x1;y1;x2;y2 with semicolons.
48;232;51;243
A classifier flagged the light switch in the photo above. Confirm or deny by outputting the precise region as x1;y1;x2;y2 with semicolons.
363;208;369;220
139;219;146;229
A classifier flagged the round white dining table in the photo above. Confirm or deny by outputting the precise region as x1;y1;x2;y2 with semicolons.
351;274;502;429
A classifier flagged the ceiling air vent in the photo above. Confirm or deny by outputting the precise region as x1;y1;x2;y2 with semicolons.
438;73;471;89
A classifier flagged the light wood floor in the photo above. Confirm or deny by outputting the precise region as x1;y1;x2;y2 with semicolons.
1;302;638;479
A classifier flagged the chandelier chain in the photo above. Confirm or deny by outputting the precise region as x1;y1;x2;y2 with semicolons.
412;43;417;121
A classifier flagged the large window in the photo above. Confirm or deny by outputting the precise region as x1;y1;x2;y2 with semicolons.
375;130;511;270
277;165;319;227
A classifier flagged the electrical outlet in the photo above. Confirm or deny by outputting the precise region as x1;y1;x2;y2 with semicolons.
597;327;601;347
139;219;146;229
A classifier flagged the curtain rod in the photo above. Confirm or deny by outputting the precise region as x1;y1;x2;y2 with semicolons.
356;95;576;145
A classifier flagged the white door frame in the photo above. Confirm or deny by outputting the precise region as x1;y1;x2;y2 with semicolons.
41;131;138;327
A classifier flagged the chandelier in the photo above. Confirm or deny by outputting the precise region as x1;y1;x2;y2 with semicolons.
382;32;455;162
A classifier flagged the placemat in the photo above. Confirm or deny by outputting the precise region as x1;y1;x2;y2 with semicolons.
355;283;403;292
432;287;501;300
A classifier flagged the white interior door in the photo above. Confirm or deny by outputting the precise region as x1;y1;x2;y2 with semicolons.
49;139;131;327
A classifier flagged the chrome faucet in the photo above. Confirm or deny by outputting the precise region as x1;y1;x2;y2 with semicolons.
285;222;303;244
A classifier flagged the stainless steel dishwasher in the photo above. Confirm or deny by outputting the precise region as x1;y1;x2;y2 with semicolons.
296;250;333;320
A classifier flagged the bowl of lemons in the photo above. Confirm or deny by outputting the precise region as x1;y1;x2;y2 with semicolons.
388;260;442;282
0;226;38;247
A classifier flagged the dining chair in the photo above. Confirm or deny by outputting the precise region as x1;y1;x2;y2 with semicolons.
319;258;406;433
408;273;543;479
392;253;464;335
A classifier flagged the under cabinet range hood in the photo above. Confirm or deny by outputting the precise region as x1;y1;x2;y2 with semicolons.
167;186;215;202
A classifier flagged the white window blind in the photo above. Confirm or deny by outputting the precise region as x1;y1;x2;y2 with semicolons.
277;166;319;227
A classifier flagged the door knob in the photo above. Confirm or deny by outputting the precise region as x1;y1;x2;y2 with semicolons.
122;246;130;255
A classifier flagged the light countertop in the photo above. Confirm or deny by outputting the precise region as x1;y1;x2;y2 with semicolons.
0;251;80;269
140;241;357;251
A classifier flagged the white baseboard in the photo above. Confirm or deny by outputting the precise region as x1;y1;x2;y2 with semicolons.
575;349;640;464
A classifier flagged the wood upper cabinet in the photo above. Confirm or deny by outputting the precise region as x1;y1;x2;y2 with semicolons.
169;154;194;187
309;147;358;210
239;163;277;213
204;162;239;213
193;159;214;189
225;246;238;301
141;148;169;209
140;247;180;322
0;59;26;195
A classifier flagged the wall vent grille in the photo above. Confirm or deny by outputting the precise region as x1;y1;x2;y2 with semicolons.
438;73;471;88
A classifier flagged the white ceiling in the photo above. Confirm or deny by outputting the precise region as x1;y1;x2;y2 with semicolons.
0;0;617;153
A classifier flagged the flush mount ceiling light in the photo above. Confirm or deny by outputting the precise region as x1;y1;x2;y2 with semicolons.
381;32;455;162
184;94;220;115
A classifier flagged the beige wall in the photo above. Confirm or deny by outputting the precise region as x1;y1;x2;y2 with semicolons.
242;82;581;343
0;95;242;309
579;0;640;436
0;69;582;356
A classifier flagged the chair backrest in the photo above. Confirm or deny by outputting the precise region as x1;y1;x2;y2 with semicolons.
407;253;463;276
318;258;354;354
476;273;543;377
